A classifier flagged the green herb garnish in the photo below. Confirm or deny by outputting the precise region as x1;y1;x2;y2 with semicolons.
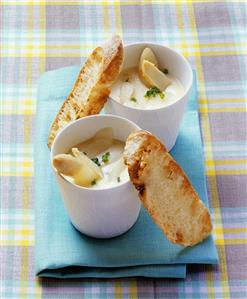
130;97;137;102
117;177;121;183
102;152;110;163
160;92;165;99
91;157;101;167
144;86;165;100
91;179;97;185
162;68;169;74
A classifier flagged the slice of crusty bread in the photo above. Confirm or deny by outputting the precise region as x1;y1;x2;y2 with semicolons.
48;35;123;148
124;131;212;247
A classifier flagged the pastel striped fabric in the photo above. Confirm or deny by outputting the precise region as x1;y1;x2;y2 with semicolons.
1;1;246;298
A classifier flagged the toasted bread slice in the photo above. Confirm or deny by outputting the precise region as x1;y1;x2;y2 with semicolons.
124;131;212;247
48;35;123;148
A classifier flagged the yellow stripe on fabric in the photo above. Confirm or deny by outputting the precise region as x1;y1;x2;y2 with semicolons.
103;5;110;39
27;5;33;85
39;2;46;77
207;169;247;176
200;107;246;113
2;51;246;58
206;159;247;166
2;99;34;103
191;50;246;56
1;172;33;177
114;281;123;299
22;5;33;211
216;247;231;295
2;100;35;106
18;5;33;298
1;45;92;50
129;280;138;299
1;110;34;115
217;239;247;245
187;42;247;49
214;227;247;234
2;42;246;50
113;280;138;299
36;4;45;299
20;246;29;299
175;2;189;58
213;227;247;244
0;240;34;246
2;161;32;166
35;279;42;299
199;98;247;104
23;176;31;208
2;0;246;5
212;208;222;218
187;4;230;298
114;0;123;36
1;229;34;235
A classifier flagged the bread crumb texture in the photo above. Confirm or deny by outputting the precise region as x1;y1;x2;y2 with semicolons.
124;131;212;247
48;35;123;148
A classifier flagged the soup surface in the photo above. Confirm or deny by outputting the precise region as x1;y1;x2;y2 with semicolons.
52;128;129;189
71;136;129;188
110;66;184;109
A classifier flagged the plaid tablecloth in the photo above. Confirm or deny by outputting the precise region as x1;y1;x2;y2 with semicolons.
1;1;246;298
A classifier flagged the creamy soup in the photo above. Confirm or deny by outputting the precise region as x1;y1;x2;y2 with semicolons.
72;138;128;189
52;128;129;189
110;67;184;109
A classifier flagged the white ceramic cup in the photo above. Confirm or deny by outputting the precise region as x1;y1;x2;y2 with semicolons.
105;43;193;151
51;114;141;238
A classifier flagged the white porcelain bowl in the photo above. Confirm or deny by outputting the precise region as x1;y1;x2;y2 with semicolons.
51;115;141;238
105;43;193;151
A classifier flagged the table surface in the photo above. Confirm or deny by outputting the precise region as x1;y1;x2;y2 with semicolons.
1;1;246;298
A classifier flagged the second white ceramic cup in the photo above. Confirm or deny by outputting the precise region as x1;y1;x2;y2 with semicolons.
105;43;193;151
51;115;141;238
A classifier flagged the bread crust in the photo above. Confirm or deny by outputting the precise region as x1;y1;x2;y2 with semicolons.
124;131;212;247
48;35;123;148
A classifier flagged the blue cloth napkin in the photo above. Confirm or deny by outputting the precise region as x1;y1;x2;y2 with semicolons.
35;66;218;279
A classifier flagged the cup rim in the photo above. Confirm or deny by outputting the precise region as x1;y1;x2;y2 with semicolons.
50;114;141;192
109;42;193;112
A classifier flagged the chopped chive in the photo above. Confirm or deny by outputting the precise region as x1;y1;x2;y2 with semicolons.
130;97;137;102
102;152;110;163
117;177;121;183
144;86;165;100
91;157;101;167
91;179;97;185
160;92;165;100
